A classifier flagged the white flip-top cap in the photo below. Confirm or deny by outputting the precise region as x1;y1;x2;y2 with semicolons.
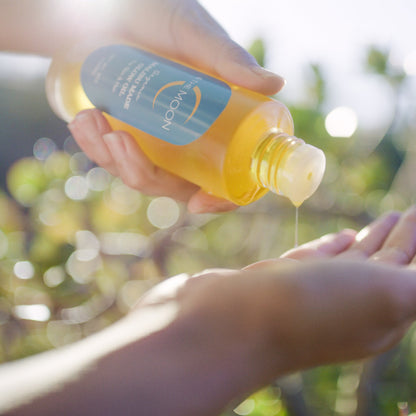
276;144;326;206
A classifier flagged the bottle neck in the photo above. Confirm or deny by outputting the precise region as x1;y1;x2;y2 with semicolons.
251;130;326;206
251;130;304;194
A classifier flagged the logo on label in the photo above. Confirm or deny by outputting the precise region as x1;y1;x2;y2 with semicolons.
152;80;202;131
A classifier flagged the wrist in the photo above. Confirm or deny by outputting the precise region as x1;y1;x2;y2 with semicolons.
241;267;303;381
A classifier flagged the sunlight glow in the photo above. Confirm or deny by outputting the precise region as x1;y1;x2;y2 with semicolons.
325;106;358;138
404;50;416;76
100;232;149;256
55;0;120;32
355;226;370;243
0;53;50;81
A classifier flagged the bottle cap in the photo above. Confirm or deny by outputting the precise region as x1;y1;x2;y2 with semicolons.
277;144;326;206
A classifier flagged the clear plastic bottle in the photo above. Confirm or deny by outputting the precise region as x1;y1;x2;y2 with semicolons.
46;41;326;207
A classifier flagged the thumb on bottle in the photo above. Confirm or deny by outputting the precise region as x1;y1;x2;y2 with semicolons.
211;37;286;96
174;2;285;96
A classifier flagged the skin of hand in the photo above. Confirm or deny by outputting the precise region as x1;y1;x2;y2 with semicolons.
132;207;416;413
93;207;416;415
65;0;286;214
5;207;416;416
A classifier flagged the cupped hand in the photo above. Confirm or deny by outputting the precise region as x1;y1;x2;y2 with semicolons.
132;244;416;413
241;206;416;371
247;207;416;269
68;0;285;214
124;207;416;414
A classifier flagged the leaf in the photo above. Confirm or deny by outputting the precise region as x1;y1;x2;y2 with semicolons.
248;38;266;67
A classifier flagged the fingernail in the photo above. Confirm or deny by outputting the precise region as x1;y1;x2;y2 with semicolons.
336;229;357;243
250;65;286;84
384;211;402;224
68;111;93;133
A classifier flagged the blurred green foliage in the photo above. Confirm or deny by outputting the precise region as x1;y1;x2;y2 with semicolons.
248;38;266;67
1;39;416;416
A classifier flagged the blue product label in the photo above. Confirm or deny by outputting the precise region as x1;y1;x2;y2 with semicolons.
80;44;231;145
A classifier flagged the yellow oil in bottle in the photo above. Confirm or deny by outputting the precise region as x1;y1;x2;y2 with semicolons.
46;42;326;207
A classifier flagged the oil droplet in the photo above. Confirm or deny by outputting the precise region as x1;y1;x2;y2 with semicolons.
294;206;299;248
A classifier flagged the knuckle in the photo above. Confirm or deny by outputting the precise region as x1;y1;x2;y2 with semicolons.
371;247;409;264
213;39;249;71
121;171;156;193
121;174;146;191
96;153;114;168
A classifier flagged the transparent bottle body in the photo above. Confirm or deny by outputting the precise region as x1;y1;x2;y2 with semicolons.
46;42;323;206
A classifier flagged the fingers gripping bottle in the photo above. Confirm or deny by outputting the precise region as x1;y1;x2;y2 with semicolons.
46;41;326;207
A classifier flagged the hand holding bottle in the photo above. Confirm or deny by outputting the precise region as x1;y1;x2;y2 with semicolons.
67;0;286;213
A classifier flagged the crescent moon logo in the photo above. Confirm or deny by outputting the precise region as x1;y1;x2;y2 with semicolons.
153;81;202;125
185;86;201;124
152;81;186;108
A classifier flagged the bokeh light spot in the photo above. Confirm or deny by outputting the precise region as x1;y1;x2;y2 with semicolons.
334;397;357;415
233;398;256;415
14;184;39;207
70;152;93;173
43;266;66;287
87;167;112;191
13;304;50;322
63;135;81;155
66;251;101;284
65;175;89;200
108;179;142;215
118;280;155;311
14;261;35;280
147;197;180;229
33;137;57;160
43;151;71;178
75;230;100;261
100;232;149;256
404;50;416;75
325;106;358;137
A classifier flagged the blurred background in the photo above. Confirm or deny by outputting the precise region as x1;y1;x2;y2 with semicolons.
1;0;416;415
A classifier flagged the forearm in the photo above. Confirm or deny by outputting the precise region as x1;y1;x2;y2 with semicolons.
0;309;187;415
0;295;267;416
